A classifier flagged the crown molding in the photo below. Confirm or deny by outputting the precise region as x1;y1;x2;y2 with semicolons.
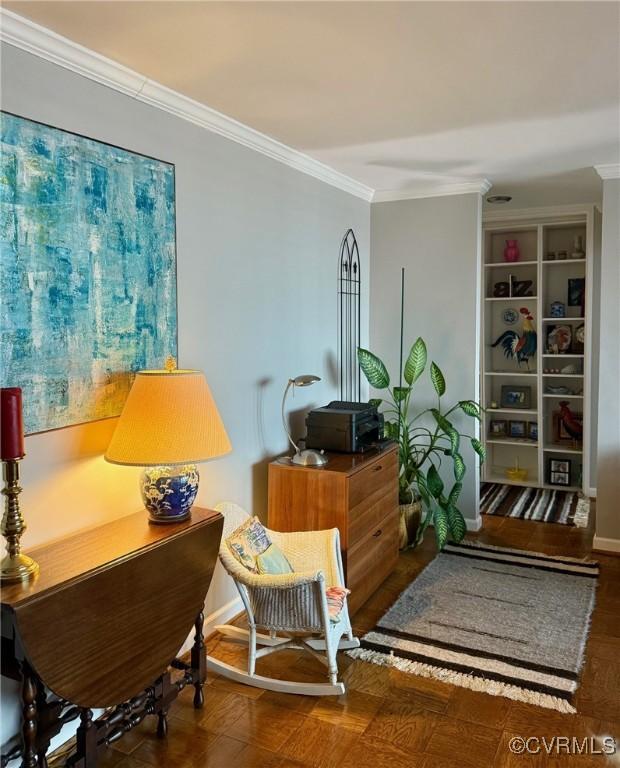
594;164;620;180
482;202;597;223
372;179;492;203
0;9;374;202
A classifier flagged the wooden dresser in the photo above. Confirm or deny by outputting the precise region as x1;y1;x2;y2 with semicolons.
1;507;222;768
268;443;399;614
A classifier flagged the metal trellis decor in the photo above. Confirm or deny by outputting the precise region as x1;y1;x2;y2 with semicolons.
338;229;361;401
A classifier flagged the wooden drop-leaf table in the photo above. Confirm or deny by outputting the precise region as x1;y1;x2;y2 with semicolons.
0;507;223;768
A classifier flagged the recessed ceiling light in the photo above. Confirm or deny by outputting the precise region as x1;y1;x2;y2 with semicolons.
487;195;512;204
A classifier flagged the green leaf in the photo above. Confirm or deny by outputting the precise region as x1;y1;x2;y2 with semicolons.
404;337;427;385
368;398;382;408
393;386;409;403
430;408;452;433
453;452;466;481
470;437;486;464
357;348;390;389
433;506;449;549
446;505;467;543
447;481;463;507
426;464;444;498
458;400;481;421
446;428;460;454
430;362;446;397
384;420;399;440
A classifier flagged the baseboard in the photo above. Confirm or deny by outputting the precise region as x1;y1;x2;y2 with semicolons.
592;536;620;555
178;596;243;655
466;516;482;532
587;487;597;499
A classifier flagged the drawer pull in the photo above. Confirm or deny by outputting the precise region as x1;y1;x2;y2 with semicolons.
372;464;383;472
373;529;382;537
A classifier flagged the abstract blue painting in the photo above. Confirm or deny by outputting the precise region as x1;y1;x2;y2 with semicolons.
0;113;177;434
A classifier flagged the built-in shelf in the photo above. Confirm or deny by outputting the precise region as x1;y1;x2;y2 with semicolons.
484;261;538;268
486;408;538;416
542;258;586;266
542;483;581;492
481;210;593;495
544;444;583;455
485;296;537;302
487;439;538;448
543;393;583;399
484;474;540;488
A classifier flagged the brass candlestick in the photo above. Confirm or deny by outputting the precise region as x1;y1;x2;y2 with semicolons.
1;459;39;583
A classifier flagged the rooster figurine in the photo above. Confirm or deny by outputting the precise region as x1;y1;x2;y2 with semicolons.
492;307;537;370
558;401;583;444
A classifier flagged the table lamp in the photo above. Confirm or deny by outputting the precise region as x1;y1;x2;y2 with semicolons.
105;360;231;523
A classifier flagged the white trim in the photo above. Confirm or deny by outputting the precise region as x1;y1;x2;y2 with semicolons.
592;536;620;554
594;164;620;180
373;179;492;203
483;203;597;223
177;596;242;656
586;487;597;499
466;516;482;532
0;9;374;202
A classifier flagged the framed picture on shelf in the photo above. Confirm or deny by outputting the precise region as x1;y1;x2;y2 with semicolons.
572;323;585;353
489;420;508;437
567;277;585;308
546;325;572;354
509;420;527;439
527;422;538;440
548;458;571;486
500;385;531;409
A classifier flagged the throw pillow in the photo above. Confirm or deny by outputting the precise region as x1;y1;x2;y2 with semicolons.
256;543;294;575
225;516;271;572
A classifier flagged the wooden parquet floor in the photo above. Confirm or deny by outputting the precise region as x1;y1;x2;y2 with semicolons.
100;513;620;768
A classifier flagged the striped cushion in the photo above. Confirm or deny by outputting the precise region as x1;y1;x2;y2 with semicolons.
325;586;350;623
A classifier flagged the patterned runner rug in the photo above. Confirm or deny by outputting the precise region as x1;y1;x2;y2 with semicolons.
481;483;590;527
349;541;598;713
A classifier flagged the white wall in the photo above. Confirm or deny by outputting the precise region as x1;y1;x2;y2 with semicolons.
594;178;620;550
0;42;370;756
369;194;482;526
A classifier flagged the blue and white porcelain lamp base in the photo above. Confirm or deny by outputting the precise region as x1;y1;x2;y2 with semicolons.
140;465;200;524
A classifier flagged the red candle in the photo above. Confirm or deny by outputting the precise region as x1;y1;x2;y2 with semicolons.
1;387;25;460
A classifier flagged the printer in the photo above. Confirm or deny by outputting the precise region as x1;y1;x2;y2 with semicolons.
304;400;385;454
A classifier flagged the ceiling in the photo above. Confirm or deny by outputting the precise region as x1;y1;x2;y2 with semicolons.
3;1;619;205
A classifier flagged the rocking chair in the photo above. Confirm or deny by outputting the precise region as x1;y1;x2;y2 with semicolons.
207;502;360;696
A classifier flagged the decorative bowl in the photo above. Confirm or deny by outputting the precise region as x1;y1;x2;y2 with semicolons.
506;467;528;482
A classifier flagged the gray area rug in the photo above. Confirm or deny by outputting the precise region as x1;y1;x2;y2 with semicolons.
349;540;598;712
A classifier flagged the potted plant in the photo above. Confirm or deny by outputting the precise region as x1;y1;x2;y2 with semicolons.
357;337;485;550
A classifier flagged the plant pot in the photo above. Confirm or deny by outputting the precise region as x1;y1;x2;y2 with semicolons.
398;501;422;550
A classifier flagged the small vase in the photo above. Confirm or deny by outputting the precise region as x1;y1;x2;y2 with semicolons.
504;239;520;263
398;501;422;550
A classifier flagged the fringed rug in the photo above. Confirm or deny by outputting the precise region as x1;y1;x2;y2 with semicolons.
349;541;598;713
481;483;590;527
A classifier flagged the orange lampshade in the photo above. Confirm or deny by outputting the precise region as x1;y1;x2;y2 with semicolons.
105;369;231;466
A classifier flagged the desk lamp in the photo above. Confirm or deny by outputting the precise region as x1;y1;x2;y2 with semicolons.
282;375;327;467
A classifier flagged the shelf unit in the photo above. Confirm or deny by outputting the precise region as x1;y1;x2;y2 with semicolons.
481;207;596;493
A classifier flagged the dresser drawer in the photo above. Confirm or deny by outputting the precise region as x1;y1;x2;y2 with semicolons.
348;450;398;510
346;510;399;614
348;487;397;547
